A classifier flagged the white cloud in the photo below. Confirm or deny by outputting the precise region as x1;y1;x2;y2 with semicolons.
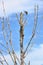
0;0;43;16
30;43;43;65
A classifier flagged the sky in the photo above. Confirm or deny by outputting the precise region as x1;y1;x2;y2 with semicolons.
0;0;43;16
0;0;43;65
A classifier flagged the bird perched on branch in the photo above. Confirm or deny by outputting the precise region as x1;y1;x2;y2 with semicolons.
24;11;28;15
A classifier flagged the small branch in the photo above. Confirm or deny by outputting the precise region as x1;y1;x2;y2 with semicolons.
24;5;38;56
0;50;9;65
16;13;20;22
24;43;34;58
2;0;6;16
0;57;4;65
0;61;4;65
28;61;30;65
0;42;14;63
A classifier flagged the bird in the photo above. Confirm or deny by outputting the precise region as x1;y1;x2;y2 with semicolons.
24;11;28;15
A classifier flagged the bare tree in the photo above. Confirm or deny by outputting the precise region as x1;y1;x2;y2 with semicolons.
0;1;38;65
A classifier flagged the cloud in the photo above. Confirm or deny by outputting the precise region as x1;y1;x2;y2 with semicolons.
0;0;43;16
30;43;43;65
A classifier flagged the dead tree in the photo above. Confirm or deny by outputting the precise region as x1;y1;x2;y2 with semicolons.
0;1;38;65
16;5;38;65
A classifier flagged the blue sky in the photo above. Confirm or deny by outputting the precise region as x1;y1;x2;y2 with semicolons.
0;0;43;65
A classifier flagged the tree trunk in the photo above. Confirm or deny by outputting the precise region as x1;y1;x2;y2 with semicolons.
20;12;24;65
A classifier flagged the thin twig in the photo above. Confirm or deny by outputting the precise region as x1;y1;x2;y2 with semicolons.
24;5;38;56
0;50;9;65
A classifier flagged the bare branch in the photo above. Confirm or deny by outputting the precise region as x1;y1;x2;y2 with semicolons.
0;42;14;63
0;1;39;65
0;3;20;64
16;13;20;22
2;3;20;63
24;43;34;58
0;57;4;65
19;12;25;65
0;61;4;65
24;5;38;56
2;0;6;16
28;61;30;65
0;50;9;65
